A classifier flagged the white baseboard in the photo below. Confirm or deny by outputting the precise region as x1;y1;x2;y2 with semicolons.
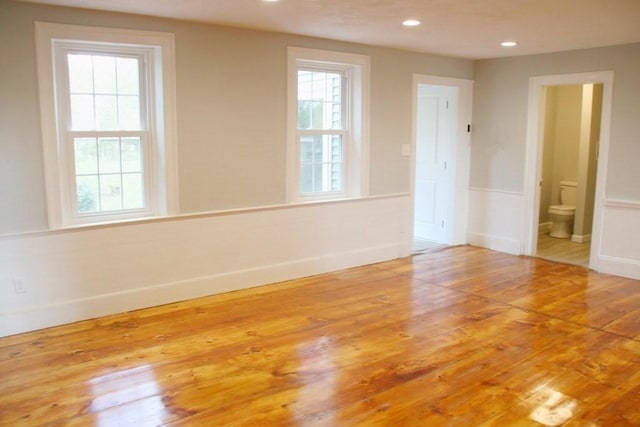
467;231;521;255
597;255;640;280
0;243;401;337
571;234;591;243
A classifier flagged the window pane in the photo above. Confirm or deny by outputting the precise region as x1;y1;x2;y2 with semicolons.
76;175;99;213
118;95;141;130
98;137;121;174
329;162;343;192
74;138;98;175
311;101;324;129
67;53;143;132
93;55;117;94
95;95;118;130
299;134;343;194
330;134;343;162
100;174;123;211
300;163;313;194
70;94;95;130
297;69;343;131
74;136;146;215
121;137;142;172
313;163;323;193
300;136;313;162
297;100;311;129
122;173;144;209
68;54;93;94
117;57;140;95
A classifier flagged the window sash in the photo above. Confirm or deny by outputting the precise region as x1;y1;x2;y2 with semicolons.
295;64;350;199
65;131;152;219
54;42;156;222
56;46;149;133
298;131;346;195
296;67;347;132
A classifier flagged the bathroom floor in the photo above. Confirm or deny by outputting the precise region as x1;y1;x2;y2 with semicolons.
536;231;591;267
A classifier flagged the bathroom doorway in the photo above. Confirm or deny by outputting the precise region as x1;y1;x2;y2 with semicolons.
533;83;604;267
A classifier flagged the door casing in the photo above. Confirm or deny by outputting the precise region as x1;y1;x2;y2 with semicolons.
523;71;614;272
411;74;473;247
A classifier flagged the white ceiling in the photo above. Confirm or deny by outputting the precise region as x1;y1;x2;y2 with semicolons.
21;0;640;59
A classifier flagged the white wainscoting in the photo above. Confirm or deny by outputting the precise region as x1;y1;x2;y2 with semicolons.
0;194;412;337
466;188;525;255
597;199;640;280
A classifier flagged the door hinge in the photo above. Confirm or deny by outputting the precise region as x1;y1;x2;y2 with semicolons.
441;220;445;228
467;124;471;133
446;100;449;109
444;161;447;169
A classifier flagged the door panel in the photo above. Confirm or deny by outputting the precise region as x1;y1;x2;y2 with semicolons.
414;85;451;243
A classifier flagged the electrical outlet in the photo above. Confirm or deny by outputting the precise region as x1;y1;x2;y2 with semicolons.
13;277;26;294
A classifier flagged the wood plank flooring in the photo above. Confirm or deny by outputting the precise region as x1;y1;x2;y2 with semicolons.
1;245;640;426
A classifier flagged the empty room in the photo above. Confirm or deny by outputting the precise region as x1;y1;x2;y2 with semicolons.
1;0;640;425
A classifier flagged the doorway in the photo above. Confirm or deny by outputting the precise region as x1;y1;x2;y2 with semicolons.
411;75;473;253
523;71;614;271
535;83;603;267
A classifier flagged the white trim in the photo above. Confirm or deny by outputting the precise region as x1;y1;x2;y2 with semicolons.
411;74;473;246
523;71;614;274
468;186;525;196
0;192;410;240
286;46;370;203
571;234;591;243
0;195;410;337
0;242;401;337
605;199;640;209
35;22;178;229
597;255;640;280
466;232;521;255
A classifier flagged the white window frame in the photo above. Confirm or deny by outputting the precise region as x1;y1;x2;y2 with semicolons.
287;47;370;203
35;22;178;228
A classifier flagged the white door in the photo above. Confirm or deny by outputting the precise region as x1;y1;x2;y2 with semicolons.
414;84;453;243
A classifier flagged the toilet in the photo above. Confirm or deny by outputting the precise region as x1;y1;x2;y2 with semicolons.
548;181;577;239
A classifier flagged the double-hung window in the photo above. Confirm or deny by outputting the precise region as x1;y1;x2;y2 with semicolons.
287;47;370;202
35;23;177;228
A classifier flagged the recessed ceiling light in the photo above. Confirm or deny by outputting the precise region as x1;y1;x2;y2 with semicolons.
402;19;421;27
501;41;518;47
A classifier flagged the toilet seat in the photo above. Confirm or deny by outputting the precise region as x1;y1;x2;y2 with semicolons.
548;204;575;216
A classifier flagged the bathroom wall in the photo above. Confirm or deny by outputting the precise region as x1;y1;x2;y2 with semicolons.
539;87;557;225
539;85;582;227
573;84;602;240
551;85;582;203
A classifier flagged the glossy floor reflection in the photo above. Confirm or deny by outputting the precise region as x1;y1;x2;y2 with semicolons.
1;246;639;425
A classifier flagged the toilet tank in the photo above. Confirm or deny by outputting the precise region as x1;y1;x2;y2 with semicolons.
559;181;577;205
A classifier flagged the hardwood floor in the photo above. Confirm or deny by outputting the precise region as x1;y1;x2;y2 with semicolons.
1;246;640;426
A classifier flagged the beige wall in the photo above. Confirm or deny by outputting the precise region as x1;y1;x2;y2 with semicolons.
471;43;640;201
551;85;582;205
582;84;603;235
0;0;474;235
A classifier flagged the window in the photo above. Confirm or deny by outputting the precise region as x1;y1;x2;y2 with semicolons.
287;47;370;202
35;23;178;228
